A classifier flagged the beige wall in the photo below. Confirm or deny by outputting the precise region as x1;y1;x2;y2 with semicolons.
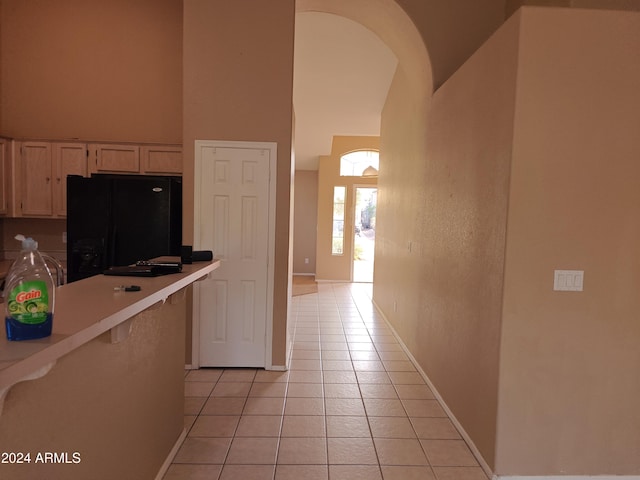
380;5;640;475
496;7;640;475
0;0;183;255
0;0;182;143
571;0;640;8
0;0;506;368
0;1;3;133
375;64;430;352
3;3;639;474
395;0;505;90
0;299;186;480
2;218;66;259
298;0;503;91
506;0;640;18
0;0;296;367
315;136;378;282
378;13;520;469
183;0;295;367
292;170;318;275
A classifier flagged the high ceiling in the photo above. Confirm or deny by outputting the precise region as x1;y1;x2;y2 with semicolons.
293;12;398;171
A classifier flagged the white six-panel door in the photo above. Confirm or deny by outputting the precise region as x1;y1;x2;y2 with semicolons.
194;140;276;368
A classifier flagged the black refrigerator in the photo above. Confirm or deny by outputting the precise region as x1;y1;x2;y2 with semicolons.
66;174;182;283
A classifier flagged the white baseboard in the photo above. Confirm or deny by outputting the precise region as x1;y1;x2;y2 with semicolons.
155;427;188;480
372;302;640;480
292;272;315;276
494;477;640;479
372;299;494;478
268;364;288;372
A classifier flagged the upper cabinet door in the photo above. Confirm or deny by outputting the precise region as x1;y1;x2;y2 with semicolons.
0;139;8;215
141;145;182;174
20;142;54;216
92;144;140;173
53;143;88;217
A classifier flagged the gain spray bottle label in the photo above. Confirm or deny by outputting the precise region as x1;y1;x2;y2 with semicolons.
7;281;49;325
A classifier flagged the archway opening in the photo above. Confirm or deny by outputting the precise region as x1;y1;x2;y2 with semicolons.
292;0;433;285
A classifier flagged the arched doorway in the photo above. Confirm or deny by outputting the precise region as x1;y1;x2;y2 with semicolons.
296;0;433;96
293;0;433;285
313;138;379;282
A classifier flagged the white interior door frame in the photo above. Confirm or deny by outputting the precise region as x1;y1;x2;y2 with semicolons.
192;139;277;369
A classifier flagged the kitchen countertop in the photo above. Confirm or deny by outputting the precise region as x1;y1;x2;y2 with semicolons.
0;258;220;391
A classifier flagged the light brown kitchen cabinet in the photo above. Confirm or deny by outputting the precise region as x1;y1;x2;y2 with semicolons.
141;145;182;174
89;143;182;175
53;143;88;216
0;139;18;217
19;142;54;216
0;139;10;215
1;138;181;218
90;144;140;174
18;141;88;218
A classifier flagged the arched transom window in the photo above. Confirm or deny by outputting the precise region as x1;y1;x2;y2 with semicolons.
339;150;379;177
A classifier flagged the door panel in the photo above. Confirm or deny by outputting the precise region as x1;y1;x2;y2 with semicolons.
195;142;274;367
20;142;54;216
54;143;88;216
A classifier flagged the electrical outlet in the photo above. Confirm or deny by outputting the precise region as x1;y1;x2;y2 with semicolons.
62;232;67;244
304;257;309;264
554;270;584;291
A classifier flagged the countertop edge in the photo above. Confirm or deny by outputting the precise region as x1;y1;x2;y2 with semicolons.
0;259;219;390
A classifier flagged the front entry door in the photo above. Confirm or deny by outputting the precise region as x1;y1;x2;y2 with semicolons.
352;187;377;283
194;140;276;367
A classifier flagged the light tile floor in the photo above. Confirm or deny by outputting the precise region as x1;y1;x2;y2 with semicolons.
164;283;489;480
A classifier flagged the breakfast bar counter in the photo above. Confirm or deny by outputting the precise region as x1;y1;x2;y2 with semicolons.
0;258;219;480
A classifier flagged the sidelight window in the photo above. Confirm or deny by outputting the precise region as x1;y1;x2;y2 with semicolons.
332;186;346;255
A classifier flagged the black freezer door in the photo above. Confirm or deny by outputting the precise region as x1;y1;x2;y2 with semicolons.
109;175;182;267
66;174;182;283
66;175;112;282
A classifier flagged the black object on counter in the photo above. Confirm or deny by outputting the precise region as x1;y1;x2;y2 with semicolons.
181;245;193;264
104;261;182;277
180;246;213;263
192;250;213;262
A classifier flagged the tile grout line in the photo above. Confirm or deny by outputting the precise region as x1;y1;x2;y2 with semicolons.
348;283;440;477
343;284;386;480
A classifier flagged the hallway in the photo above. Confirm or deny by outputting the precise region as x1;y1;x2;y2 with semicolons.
164;283;488;480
